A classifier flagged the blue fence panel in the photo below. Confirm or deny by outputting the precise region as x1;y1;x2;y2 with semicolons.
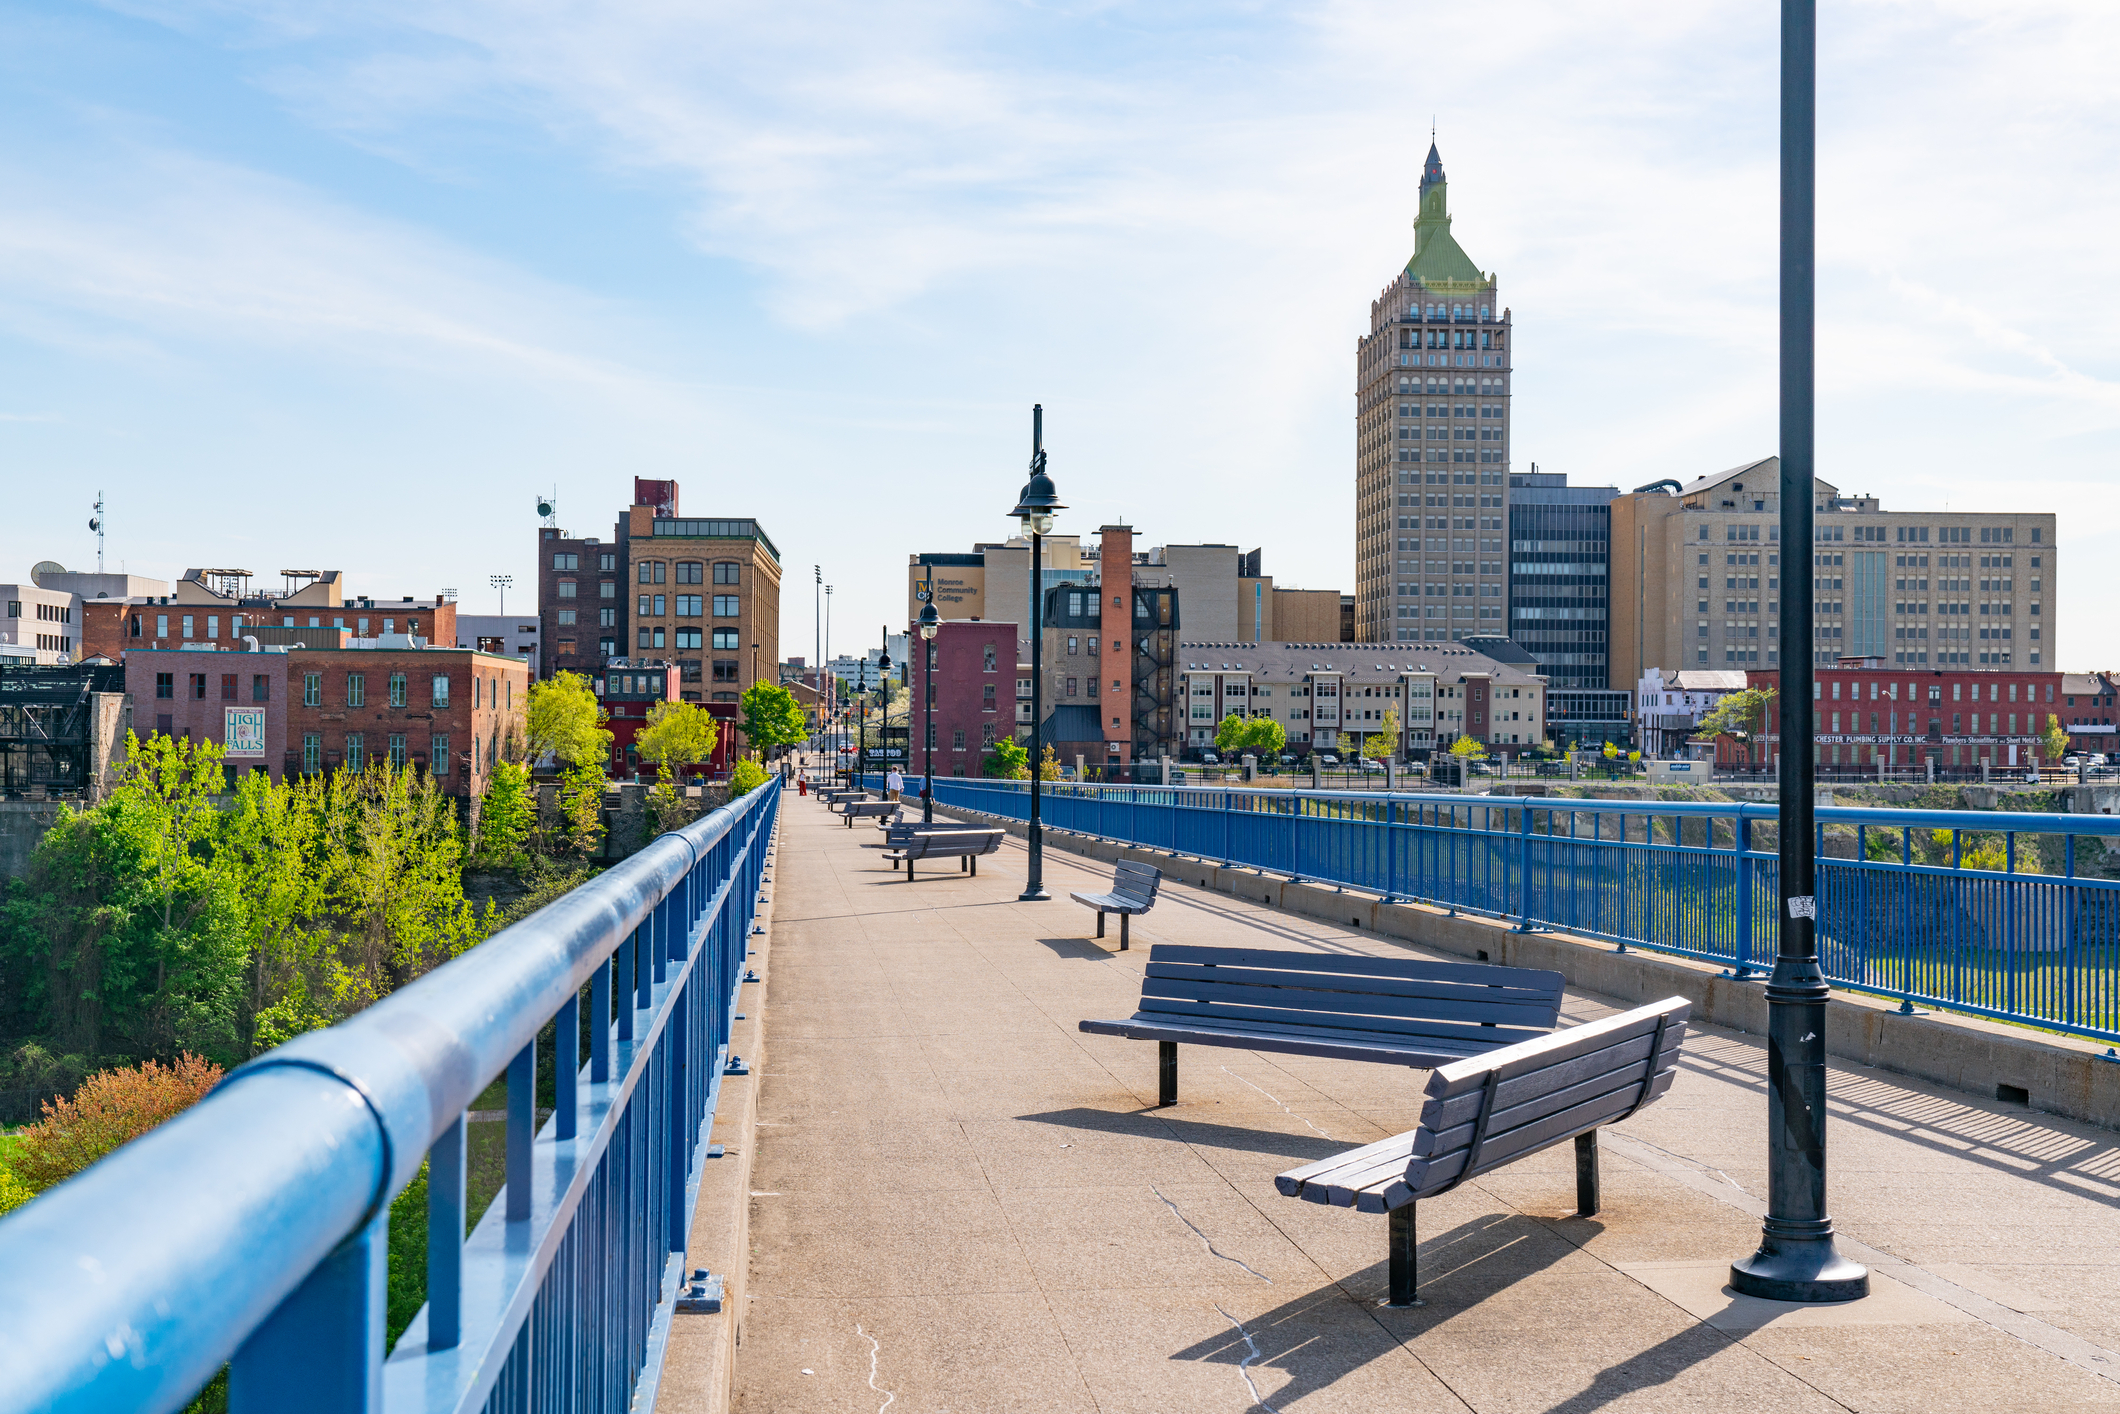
923;778;2120;1042
0;780;781;1414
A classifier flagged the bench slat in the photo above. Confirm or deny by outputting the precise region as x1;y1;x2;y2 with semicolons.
1396;1073;1677;1205
1147;943;1561;995
1274;1131;1422;1198
1139;972;1563;1028
1071;892;1153;914
1078;1017;1494;1068
1413;1029;1685;1140
1414;1062;1670;1162
1132;994;1552;1046
1144;960;1562;1009
1423;1001;1689;1101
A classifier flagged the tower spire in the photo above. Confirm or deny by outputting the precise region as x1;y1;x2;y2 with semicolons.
1419;139;1445;200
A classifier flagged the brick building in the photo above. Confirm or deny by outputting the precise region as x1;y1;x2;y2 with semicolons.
595;659;689;776
538;479;780;757
82;569;456;663
1720;659;2066;771
280;647;527;798
128;647;292;782
2062;673;2117;754
914;620;1019;777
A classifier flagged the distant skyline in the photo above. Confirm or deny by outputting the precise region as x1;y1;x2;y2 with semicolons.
2;1;2115;670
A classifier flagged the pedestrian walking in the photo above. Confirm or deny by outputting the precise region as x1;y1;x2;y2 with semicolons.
885;766;904;801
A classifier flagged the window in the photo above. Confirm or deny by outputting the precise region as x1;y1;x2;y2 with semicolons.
302;734;321;774
600;581;616;599
653;594;666;616
712;628;739;650
599;607;616;627
983;683;997;709
1067;636;1078;655
713;562;741;585
556;579;578;600
432;734;449;775
637;594;652;616
600;553;617;572
552;552;578;570
185;673;205;700
984;645;998;672
389;673;407;707
389;735;407;768
952;728;966;751
430;674;450;707
676;595;703;617
676;627;702;649
713;661;739;682
712;595;739;617
676;561;703;584
638;561;668;584
155;672;174;699
217;673;235;701
347;673;366;708
246;674;268;703
557;609;577;625
345;734;365;771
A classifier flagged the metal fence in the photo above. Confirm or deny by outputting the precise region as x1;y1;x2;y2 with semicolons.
0;779;780;1414
915;777;2120;1044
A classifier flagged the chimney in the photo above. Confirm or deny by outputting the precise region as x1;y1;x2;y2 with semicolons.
1099;524;1135;768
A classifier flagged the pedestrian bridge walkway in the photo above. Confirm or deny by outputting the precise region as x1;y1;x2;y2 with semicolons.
705;795;2120;1412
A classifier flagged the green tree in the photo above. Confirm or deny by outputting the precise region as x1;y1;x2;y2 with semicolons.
1449;735;1488;759
729;756;770;797
739;682;808;755
1213;714;1250;755
2041;713;2071;763
635;700;721;778
983;737;1029;779
1699;687;1778;741
474;761;535;867
1366;705;1400;762
549;760;607;861
526;671;611;769
1242;717;1287;757
1038;744;1062;781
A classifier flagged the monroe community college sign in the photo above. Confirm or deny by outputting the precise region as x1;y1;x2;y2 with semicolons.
224;706;267;757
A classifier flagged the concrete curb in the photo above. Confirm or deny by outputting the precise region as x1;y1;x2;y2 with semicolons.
941;805;2120;1132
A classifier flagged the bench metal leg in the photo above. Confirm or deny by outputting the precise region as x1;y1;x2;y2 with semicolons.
1096;912;1105;938
1119;913;1129;951
971;856;978;876
1575;1130;1600;1217
906;859;915;882
1158;1041;1177;1107
1385;1203;1424;1307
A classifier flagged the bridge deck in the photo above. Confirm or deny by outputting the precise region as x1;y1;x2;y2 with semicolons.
690;794;2120;1412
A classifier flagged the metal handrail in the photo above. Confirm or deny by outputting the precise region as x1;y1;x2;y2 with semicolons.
912;776;2120;1041
0;779;780;1414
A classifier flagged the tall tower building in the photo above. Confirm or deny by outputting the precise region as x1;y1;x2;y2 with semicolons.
1353;143;1512;643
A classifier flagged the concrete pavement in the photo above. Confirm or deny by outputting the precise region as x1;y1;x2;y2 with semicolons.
721;794;2120;1412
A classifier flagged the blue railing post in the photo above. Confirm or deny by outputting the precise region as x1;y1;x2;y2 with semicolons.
1515;803;1534;932
426;1115;466;1350
1735;816;1757;978
505;1040;535;1222
556;992;579;1142
592;954;613;1083
668;981;690;1253
228;1211;387;1414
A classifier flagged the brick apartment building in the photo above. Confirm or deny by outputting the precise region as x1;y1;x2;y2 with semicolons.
127;644;527;798
1718;659;2066;771
81;569;458;662
538;479;780;770
913;620;1020;777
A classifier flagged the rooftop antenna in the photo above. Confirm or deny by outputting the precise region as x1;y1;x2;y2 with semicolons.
88;492;104;573
537;489;558;528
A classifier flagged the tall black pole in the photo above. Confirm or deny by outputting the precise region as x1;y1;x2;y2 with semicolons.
1020;408;1050;902
921;619;935;824
1730;0;1868;1305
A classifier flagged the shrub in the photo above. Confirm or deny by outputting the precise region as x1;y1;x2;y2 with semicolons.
0;1163;33;1217
11;1053;223;1193
729;757;770;797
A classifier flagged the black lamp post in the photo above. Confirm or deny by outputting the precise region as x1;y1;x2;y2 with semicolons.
919;600;939;822
1013;404;1064;903
1728;0;1868;1305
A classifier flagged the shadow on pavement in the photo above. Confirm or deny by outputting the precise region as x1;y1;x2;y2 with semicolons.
1015;1106;1350;1163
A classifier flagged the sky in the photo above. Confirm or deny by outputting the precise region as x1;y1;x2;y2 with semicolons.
2;0;2116;672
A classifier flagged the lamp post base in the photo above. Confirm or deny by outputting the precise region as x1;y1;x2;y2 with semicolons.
1730;1230;1869;1303
1017;887;1051;902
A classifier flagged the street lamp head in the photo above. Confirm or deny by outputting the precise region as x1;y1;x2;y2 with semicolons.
1012;431;1064;534
918;602;939;640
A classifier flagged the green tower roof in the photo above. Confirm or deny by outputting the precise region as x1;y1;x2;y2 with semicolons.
1405;145;1490;290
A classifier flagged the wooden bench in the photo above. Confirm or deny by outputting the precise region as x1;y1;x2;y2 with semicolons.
1069;861;1163;951
842;799;898;826
1079;945;1565;1107
822;789;874;808
882;828;1005;881
875;818;974;865
1275;997;1689;1306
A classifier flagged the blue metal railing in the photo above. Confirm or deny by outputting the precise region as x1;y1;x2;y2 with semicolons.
912;777;2120;1042
0;779;781;1414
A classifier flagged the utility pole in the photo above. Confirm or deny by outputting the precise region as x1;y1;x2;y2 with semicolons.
1729;0;1868;1306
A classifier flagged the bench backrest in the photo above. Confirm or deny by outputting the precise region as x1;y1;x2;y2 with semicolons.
1110;861;1161;908
1403;997;1689;1201
905;828;1004;858
1136;944;1565;1052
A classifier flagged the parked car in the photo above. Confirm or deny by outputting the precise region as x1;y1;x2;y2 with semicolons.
1318;753;1340;766
1199;751;1220;765
1277;753;1297;765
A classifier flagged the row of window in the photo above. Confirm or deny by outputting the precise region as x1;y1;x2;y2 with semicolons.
552;552;620;571
160;671;509;709
637;561;741;585
132;612;421;639
634;628;741;652
629;594;742;618
1397;449;1508;463
298;733;474;775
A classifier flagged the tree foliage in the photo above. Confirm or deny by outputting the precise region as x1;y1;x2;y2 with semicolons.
2042;713;2071;763
9;1052;223;1194
983;737;1029;779
526;671;611;768
1448;735;1488;759
1214;714;1285;757
635;700;720;776
474;762;535;868
0;733;498;1068
729;756;771;797
739;682;807;754
1698;687;1778;741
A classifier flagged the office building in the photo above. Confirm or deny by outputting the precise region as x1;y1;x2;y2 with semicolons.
456;614;541;679
1608;458;2058;689
537;478;781;748
1172;641;1545;759
1728;659;2064;771
1508;467;1617;689
1355;142;1513;644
